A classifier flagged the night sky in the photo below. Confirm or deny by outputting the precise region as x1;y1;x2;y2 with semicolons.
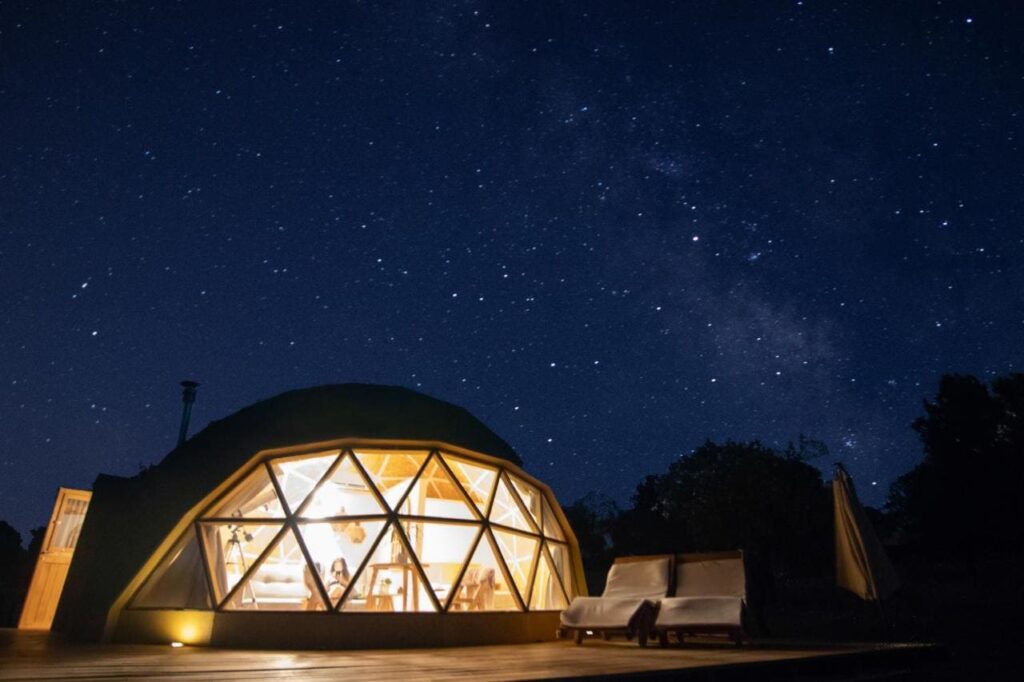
2;1;1021;538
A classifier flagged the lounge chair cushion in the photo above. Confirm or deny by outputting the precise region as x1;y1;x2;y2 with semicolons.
654;596;743;628
560;557;670;630
560;597;653;629
674;557;745;598
602;557;671;600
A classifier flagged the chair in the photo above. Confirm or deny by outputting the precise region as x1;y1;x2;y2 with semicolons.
559;555;671;646
651;551;748;646
451;566;496;611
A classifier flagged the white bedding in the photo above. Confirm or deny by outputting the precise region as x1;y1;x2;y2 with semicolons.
560;596;652;628
654;595;742;627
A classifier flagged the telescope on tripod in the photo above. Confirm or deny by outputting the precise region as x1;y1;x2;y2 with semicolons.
224;523;258;607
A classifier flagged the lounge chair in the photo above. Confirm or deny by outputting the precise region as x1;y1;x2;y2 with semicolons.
651;550;748;646
559;555;671;646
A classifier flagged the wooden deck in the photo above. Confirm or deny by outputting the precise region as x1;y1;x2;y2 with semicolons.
0;630;939;681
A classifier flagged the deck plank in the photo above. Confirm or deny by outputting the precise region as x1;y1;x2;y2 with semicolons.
0;631;936;681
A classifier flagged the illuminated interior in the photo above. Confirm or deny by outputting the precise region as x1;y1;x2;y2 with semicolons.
128;446;575;613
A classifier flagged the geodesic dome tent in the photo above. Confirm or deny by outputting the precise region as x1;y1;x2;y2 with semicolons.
54;385;584;648
130;445;575;617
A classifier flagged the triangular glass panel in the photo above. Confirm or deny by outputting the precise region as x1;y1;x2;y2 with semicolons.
541;496;566;541
394;521;441;612
340;523;438;612
269;450;340;514
353;449;430;513
298;517;388;609
223;525;323;611
130;527;210;609
441;453;498;517
450;530;521;611
529;546;569;611
492;529;539;605
489;474;536;532
404;455;476;520
205;465;285;519
299;453;386;518
546;541;573;597
198;521;284;606
402;521;480;608
509;474;543;530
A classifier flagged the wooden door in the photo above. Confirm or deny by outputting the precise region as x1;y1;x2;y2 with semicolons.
18;487;91;630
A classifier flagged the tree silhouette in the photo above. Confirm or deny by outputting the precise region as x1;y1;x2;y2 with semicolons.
888;373;1024;559
570;441;831;574
562;492;619;594
0;521;27;627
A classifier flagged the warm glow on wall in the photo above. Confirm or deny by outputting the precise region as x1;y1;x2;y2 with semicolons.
178;622;198;643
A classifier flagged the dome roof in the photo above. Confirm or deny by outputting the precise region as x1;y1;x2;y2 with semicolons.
161;383;522;471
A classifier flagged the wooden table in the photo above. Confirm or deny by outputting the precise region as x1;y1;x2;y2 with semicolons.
366;562;428;611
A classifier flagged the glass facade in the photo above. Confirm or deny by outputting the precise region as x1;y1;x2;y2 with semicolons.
128;445;575;613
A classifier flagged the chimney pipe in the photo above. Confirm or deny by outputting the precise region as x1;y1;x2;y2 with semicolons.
177;380;200;447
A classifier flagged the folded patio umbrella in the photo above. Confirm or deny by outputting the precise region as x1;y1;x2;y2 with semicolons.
833;464;899;601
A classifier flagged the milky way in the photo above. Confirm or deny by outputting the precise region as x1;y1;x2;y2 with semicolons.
2;1;1022;536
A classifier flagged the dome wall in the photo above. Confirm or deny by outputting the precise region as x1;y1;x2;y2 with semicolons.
104;439;584;648
52;385;570;645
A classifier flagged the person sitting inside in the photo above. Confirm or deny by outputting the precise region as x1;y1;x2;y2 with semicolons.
326;556;351;603
303;556;351;610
